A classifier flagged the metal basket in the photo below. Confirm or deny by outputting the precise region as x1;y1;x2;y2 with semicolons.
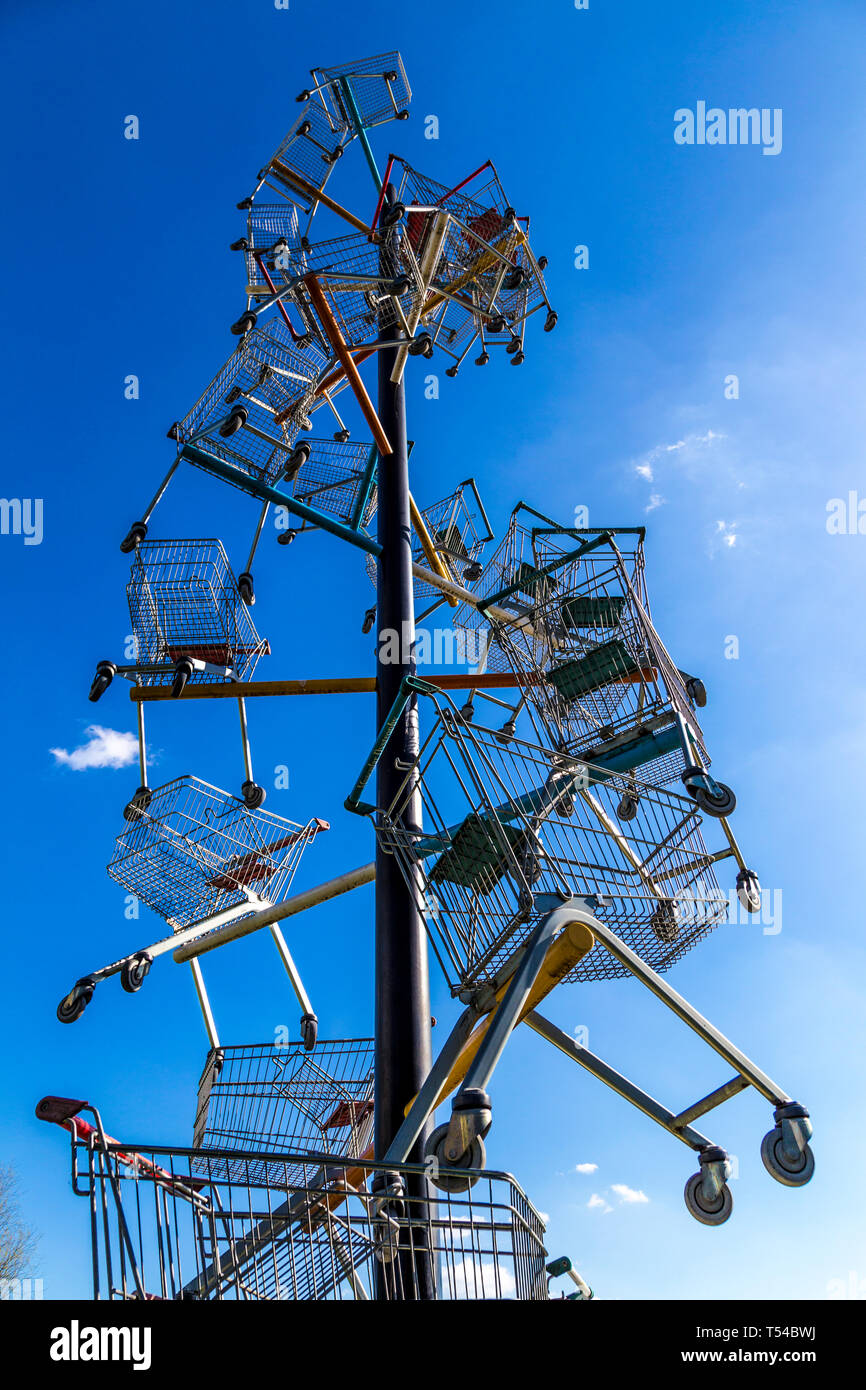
453;517;707;783
261;99;350;205
371;695;727;990
288;436;378;529
127;538;269;687
193;1039;375;1184
310;52;412;130
43;1099;550;1301
107;775;323;930
239;203;300;294
366;479;493;605
174;319;330;496
391;159;554;358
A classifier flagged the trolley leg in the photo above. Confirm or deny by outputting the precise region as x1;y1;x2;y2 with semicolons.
383;1005;481;1166
188;958;220;1049
267;924;318;1050
237;697;264;807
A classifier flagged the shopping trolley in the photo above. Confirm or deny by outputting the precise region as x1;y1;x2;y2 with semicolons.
88;537;273;810
37;1095;555;1301
302;53;412;132
239;99;352;233
345;679;814;1225
193;1038;375;1183
372;157;557;375
363;477;494;631
451;506;762;913
56;776;330;1052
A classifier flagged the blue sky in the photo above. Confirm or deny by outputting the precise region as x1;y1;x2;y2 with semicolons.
2;0;865;1300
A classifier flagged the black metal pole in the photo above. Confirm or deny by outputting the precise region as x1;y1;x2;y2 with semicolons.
374;186;436;1300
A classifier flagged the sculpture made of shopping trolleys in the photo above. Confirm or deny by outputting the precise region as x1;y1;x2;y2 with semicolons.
362;477;494;634
36;1093;562;1302
87;537;272;812
345;680;813;1226
371;156;558;380
56;775;330;1054
192;1038;376;1184
449;504;762;916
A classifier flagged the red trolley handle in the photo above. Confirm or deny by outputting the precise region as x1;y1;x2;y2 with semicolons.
35;1096;206;1198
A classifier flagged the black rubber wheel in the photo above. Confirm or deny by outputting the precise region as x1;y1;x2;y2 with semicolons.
121;955;152;995
510;351;525;366
487;316;506;334
506;335;521;355
119;521;147;554
463;561;483;582
57;981;94;1024
408;332;433;357
89;662;116;703
241;781;266;810
424;1123;486;1194
544;310;558;332
172;660;193;698
230;237;248;252
475;352;490;366
761;1128;815;1187
123;786;153;823
381;200;405;228
650;901;679;944
446;366;459;378
231;312;257;337
686;676;707;708
692;782;737;818
736;869;762;914
297;120;311;136
362;607;376;635
617;793;639;822
301;1014;318;1051
334;429;351;443
237;572;255;606
684;1172;733;1226
219;406;248;438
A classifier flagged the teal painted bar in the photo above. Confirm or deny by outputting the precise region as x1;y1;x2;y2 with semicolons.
340;78;382;191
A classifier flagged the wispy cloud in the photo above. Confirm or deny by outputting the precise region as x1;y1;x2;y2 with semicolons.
645;492;665;513
632;429;726;487
587;1193;612;1213
714;519;738;548
635;462;654;481
575;1162;598;1174
50;725;139;771
611;1183;649;1205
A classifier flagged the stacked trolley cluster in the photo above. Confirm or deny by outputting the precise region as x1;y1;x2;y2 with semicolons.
42;49;812;1302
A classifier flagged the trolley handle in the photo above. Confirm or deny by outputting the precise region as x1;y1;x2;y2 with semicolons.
35;1096;207;1199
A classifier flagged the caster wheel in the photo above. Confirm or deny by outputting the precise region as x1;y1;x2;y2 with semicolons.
362;607;376;635
650;901;679;944
617;792;639;822
237;572;255;606
236;196;253;211
488;315;506;334
89;661;117;703
231;311;257;337
537;256;549;271
295;88;310;102
463;561;483;582
119;521;147;554
297;120;311;136
57;979;95;1024
408;332;433;358
692;782;737;818
459;702;475;723
172;659;194;698
496;720;516;744
229;237;248;252
381;200;405;228
684;1171;733;1226
686;676;707;708
219;406;248;437
544;310;558;332
272;235;290;256
277;529;298;547
424;1123;486;1194
505;268;527;291
760;1128;815;1187
736;868;761;914
241;781;266;810
301;1014;318;1051
300;236;311;252
334;429;351;443
506;336;521;355
445;365;459;378
510;351;525;366
123;786;152;822
475;352;490;366
121;954;152;995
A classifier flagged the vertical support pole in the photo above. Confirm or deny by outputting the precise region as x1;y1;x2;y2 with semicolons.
374;184;435;1300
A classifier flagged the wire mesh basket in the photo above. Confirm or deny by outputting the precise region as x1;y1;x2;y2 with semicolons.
391;159;553;358
287;436;378;529
268;230;425;350
372;694;727;990
239;203;300;294
310;52;412;130
366;480;492;603
193;1040;375;1184
174;319;330;496
261;100;350;205
126;539;269;687
453;517;707;784
49;1106;549;1301
107;775;325;930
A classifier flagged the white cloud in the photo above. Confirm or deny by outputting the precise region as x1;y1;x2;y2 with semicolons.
575;1163;598;1175
50;725;139;771
538;1210;550;1225
714;519;739;549
635;462;654;481
451;1258;516;1299
645;492;665;513
611;1183;649;1205
587;1193;612;1213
